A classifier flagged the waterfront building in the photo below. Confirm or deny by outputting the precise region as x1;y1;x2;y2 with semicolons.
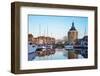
68;22;78;44
28;34;33;42
34;36;55;45
75;36;88;58
28;34;55;45
75;36;88;46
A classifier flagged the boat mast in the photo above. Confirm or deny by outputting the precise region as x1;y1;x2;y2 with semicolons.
46;25;48;45
47;25;48;37
39;24;41;36
44;28;46;37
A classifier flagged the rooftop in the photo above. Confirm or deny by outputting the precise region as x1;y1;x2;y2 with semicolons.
69;22;77;31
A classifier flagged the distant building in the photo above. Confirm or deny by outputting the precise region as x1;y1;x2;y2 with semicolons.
28;34;55;45
33;36;55;45
68;22;78;44
28;34;33;41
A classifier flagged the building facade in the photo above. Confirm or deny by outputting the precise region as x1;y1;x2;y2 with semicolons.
28;34;55;45
68;22;78;44
33;36;55;45
28;34;33;42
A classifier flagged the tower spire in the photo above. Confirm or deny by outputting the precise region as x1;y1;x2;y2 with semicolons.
69;22;76;31
84;26;86;36
72;21;74;27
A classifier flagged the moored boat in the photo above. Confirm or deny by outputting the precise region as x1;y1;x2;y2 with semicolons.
35;45;55;57
64;45;73;50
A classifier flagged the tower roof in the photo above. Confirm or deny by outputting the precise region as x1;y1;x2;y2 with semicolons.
69;22;77;31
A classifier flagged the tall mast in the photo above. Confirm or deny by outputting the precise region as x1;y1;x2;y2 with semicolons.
39;24;41;36
44;28;46;36
51;33;52;37
47;25;48;37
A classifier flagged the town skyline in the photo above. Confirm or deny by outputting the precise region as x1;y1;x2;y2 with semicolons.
28;15;88;39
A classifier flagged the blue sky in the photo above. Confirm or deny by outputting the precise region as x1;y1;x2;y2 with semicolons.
28;15;88;39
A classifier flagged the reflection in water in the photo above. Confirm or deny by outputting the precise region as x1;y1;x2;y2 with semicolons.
34;49;68;60
28;47;86;61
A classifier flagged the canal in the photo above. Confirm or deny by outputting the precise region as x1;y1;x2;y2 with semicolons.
28;48;84;61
